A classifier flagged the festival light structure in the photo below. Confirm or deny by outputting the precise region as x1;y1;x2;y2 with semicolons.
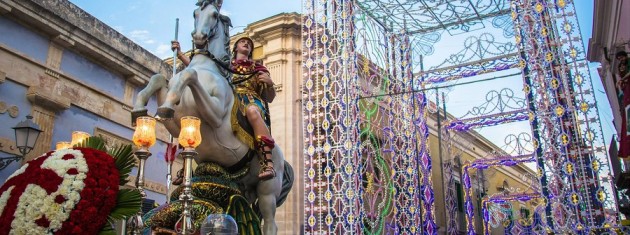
303;0;620;234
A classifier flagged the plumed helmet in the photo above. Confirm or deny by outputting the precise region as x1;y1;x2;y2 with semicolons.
232;37;254;59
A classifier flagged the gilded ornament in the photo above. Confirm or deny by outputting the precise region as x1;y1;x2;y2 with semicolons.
597;190;605;202
554;105;565;117
550;78;559;89
365;172;374;194
321;55;329;64
570;48;578;58
565;163;573;174
580;102;589;113
323;142;331;153
564;23;572;33
575;74;583;85
545;52;553;62
535;3;543;13
557;0;566;8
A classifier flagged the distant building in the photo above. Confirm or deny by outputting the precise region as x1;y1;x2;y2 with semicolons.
0;1;536;234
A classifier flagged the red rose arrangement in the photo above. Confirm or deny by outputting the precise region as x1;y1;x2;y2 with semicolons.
0;137;141;235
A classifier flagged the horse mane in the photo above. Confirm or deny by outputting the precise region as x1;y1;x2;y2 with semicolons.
196;0;215;8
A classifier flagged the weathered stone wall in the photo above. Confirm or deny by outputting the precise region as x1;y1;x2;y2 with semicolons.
0;0;176;203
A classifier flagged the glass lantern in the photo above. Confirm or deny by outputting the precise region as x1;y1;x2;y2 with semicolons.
132;116;157;149
55;141;72;150
71;131;91;146
179;116;202;149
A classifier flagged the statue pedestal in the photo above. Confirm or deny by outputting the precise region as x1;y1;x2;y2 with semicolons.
143;162;261;234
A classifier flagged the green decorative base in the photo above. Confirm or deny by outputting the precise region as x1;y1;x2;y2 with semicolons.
143;162;261;234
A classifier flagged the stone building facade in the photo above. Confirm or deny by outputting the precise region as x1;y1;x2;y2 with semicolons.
0;0;175;202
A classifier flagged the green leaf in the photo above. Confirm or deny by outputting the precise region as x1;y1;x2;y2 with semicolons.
76;136;106;151
109;188;142;221
109;144;135;185
98;222;116;235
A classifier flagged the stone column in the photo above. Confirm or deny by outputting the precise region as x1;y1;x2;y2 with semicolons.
25;86;70;161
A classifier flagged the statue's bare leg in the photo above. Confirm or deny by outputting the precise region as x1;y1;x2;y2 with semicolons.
246;106;276;180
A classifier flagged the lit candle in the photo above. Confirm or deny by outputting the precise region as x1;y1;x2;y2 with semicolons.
179;116;201;148
132;117;157;148
55;141;72;150
71;131;91;146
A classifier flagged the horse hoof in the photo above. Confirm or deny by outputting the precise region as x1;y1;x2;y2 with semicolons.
156;107;175;120
130;109;149;126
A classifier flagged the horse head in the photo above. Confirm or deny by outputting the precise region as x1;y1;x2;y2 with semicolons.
192;0;220;49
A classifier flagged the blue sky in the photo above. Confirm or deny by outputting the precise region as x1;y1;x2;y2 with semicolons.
68;0;302;58
67;1;612;154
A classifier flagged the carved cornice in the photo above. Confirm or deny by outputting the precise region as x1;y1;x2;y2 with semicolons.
26;86;71;112
51;34;75;48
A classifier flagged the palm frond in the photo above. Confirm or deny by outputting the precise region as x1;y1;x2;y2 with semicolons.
108;188;142;221
76;136;106;151
109;144;135;185
98;222;116;235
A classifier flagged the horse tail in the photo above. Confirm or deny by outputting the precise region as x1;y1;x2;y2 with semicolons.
276;161;294;207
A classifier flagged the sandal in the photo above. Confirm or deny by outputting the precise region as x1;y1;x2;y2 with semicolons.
257;135;276;181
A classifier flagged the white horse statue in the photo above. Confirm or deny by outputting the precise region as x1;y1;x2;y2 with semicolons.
131;1;293;234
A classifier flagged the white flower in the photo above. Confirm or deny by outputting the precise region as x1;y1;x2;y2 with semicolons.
0;186;14;216
5;163;28;182
9;150;89;234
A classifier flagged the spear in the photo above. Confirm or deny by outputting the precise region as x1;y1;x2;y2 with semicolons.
165;18;179;204
172;18;179;76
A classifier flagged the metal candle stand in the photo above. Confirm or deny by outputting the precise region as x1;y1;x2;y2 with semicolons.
176;148;196;235
128;148;151;234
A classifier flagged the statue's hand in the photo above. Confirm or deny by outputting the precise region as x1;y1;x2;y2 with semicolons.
171;40;182;54
257;71;273;86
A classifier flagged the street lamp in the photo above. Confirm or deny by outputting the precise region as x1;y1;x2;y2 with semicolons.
0;115;42;170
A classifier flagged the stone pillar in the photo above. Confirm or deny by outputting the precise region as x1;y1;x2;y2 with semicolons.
27;106;55;161
25;86;70;160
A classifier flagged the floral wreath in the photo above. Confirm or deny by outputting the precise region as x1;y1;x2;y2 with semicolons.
0;137;141;235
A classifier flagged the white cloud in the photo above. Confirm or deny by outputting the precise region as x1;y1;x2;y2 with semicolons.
129;30;150;41
155;44;171;59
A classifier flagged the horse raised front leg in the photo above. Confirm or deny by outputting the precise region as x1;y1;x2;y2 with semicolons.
156;69;195;119
131;73;168;126
157;68;229;128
